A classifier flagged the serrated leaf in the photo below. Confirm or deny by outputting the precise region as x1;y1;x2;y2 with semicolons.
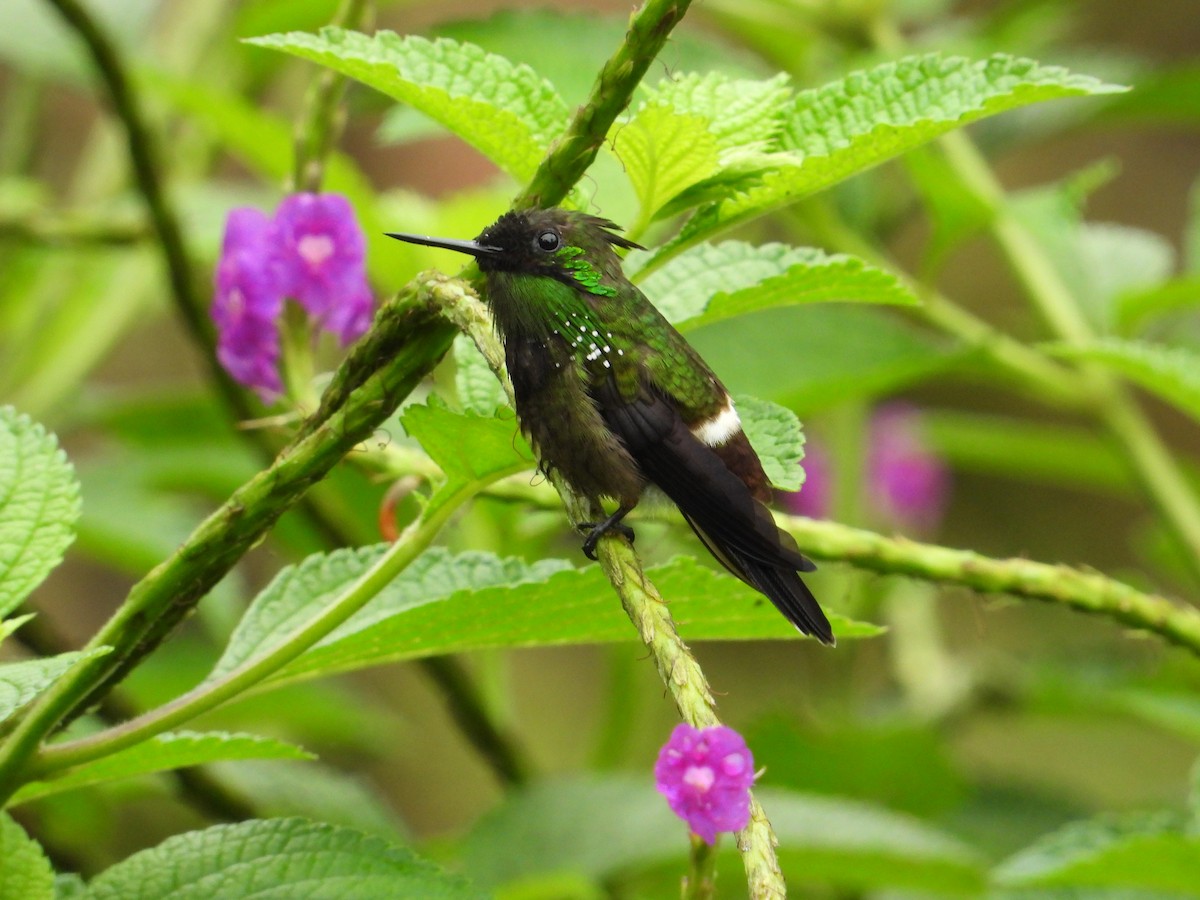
650;53;1125;264
612;106;720;223
0;406;81;617
453;335;509;416
994;813;1200;893
210;546;573;680
257;552;877;691
0;812;53;900
646;71;792;151
10;731;312;806
246;28;569;182
0;648;109;726
737;395;805;491
400;403;531;485
638;241;917;326
83;818;484;899
1048;339;1200;421
461;776;983;894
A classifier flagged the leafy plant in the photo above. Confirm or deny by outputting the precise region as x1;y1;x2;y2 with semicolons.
2;0;1200;896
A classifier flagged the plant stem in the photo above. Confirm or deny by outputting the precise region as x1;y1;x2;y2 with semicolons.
783;512;1200;654
289;0;372;193
514;0;693;211
440;284;789;900
938;129;1200;584
796;199;1088;410
684;834;718;900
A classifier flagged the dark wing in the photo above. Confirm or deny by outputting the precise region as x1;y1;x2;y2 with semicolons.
595;380;834;644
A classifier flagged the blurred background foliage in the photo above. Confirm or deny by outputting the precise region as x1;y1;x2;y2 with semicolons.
2;0;1200;894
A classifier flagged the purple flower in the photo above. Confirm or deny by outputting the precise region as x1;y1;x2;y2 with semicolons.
867;403;949;532
654;724;755;844
211;194;374;400
212;208;285;400
272;193;373;345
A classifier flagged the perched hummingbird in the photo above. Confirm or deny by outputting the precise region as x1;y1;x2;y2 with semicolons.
388;209;834;645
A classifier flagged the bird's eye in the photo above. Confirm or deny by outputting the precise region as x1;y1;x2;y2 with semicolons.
535;230;560;252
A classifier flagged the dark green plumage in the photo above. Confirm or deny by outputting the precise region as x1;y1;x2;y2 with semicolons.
388;208;834;645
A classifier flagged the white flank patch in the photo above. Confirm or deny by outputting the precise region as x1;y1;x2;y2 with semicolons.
691;398;741;446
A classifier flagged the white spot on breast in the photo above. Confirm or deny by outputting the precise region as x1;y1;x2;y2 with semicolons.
691;397;742;447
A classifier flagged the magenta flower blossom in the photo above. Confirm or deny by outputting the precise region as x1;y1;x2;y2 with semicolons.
867;403;950;532
272;193;373;345
654;724;755;844
211;193;374;401
212;208;285;400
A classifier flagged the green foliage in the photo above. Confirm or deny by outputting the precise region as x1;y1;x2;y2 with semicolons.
993;813;1200;893
1049;339;1200;421
0;649;110;726
736;395;806;491
649;53;1125;262
1;1;1196;897
82;818;483;899
460;775;984;894
0;812;54;900
247;28;569;182
0;407;81;617
212;545;880;691
638;240;917;326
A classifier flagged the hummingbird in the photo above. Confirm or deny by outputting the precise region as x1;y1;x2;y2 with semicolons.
388;208;834;645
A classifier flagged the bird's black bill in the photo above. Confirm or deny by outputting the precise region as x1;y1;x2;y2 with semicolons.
385;232;501;258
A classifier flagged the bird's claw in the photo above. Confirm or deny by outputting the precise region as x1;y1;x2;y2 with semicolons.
579;521;636;560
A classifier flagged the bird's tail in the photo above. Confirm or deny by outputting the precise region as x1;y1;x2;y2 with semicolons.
685;516;835;646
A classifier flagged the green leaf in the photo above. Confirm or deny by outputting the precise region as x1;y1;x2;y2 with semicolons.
210;546;572;680
1048;339;1200;421
645;72;792;152
0;648;109;726
10;731;312;806
461;776;983;894
0;407;81;616
736;395;805;491
83;818;484;899
638;241;917;327
0;613;34;647
686;306;956;413
400;403;531;485
258;551;877;691
246;28;569;182
650;53;1125;264
611;106;720;223
0;812;53;900
1114;276;1200;336
453;335;508;416
994;813;1200;893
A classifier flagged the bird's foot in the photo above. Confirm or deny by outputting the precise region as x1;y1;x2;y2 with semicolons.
579;515;636;560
